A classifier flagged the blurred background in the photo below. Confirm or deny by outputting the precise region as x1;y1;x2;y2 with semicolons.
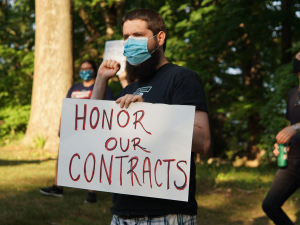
1;1;300;224
1;0;300;163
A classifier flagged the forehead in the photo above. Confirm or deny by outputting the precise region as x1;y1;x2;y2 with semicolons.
122;19;152;34
80;62;93;68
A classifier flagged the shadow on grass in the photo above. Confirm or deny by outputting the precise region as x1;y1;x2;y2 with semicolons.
0;186;114;225
0;158;55;166
294;211;300;225
194;162;300;225
1;160;300;225
252;216;269;225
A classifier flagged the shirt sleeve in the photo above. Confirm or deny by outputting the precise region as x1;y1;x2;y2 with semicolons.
66;86;73;98
172;71;208;113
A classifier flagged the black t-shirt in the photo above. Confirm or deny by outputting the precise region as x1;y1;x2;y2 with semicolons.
286;86;300;159
66;82;114;100
111;63;208;216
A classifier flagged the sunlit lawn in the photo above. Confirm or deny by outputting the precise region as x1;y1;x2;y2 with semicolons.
1;146;300;225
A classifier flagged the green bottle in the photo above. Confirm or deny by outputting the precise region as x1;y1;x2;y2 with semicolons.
278;143;287;167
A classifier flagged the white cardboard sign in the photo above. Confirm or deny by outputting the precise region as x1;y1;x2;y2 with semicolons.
57;99;195;202
103;40;127;75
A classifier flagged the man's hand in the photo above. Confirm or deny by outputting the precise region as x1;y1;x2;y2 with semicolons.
115;94;144;108
91;60;120;100
276;126;296;143
97;60;120;81
296;52;300;61
273;143;289;157
273;143;279;157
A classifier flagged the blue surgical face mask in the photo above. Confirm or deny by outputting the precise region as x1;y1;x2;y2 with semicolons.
123;35;159;66
79;70;94;81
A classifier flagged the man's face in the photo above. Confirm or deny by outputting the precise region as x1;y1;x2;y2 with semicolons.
80;62;93;72
122;19;162;82
122;19;158;54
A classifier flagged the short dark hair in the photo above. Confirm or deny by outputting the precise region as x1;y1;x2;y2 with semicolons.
121;9;167;51
81;60;98;77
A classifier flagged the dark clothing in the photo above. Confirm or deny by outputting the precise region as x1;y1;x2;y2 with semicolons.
66;82;114;100
263;87;300;224
111;63;208;216
116;63;207;113
286;87;300;159
262;158;300;225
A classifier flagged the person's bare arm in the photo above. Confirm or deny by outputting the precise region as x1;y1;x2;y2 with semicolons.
192;110;210;155
276;122;299;144
274;122;297;156
91;60;120;100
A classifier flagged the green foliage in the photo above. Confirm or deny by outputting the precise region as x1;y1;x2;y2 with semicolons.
0;0;35;107
160;0;300;158
0;0;34;145
108;77;123;97
0;105;31;144
1;0;300;162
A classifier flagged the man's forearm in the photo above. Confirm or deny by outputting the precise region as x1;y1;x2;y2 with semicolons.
192;125;210;155
91;77;108;100
192;110;210;155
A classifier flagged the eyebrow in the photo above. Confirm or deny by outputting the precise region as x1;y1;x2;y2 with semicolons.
123;32;146;38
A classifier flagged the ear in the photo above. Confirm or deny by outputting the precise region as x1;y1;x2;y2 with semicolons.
157;31;166;47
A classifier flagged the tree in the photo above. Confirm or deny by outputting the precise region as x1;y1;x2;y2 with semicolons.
160;0;300;159
22;0;73;150
2;0;300;159
0;0;35;141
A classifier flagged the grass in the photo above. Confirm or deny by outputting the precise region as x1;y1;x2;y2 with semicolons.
1;146;300;225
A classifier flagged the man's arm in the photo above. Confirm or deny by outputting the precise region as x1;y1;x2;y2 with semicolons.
91;60;120;100
192;110;210;155
276;122;300;144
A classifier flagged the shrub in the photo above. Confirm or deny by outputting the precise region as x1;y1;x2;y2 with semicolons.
0;105;31;143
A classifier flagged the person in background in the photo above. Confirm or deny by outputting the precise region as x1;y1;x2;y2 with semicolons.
262;52;300;225
39;60;114;203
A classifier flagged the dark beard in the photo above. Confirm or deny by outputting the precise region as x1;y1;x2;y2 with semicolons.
125;49;161;82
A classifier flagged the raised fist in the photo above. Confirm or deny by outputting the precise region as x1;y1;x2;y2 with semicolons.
97;60;120;81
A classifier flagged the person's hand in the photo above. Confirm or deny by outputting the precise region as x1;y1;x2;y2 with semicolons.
296;52;300;61
273;143;290;157
273;143;279;157
276;126;297;143
115;94;144;108
97;60;120;81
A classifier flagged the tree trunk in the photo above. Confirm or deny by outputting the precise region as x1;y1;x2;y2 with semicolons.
22;0;73;151
281;0;292;64
241;52;264;160
100;0;125;38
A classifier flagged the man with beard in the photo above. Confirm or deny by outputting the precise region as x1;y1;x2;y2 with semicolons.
91;9;210;225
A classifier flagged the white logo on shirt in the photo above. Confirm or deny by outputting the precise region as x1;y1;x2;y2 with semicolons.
71;90;92;99
133;86;152;96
